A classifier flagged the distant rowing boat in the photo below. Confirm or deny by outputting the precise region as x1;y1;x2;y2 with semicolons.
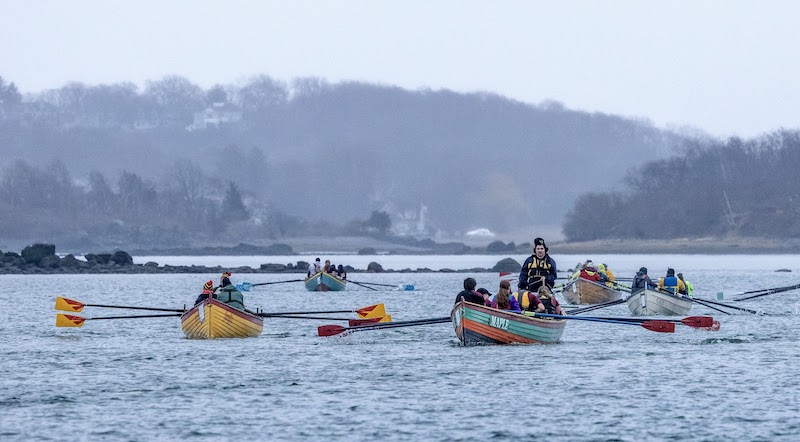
626;289;692;316
451;300;566;345
305;272;347;291
561;278;622;305
181;298;263;339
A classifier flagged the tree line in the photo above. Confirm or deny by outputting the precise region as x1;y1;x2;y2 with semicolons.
0;73;687;239
0;158;392;250
562;130;800;240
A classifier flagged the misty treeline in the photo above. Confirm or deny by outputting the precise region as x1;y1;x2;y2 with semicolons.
1;73;686;244
563;130;800;240
0;158;392;250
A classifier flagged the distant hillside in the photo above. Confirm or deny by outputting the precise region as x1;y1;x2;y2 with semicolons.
0;74;690;246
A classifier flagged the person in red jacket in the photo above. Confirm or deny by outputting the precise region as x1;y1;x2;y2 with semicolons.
579;261;604;282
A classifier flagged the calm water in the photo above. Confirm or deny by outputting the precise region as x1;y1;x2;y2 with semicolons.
2;255;800;441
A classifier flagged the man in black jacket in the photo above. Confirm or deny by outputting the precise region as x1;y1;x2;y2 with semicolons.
454;277;489;305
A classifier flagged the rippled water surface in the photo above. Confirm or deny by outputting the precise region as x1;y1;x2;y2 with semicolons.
2;256;800;441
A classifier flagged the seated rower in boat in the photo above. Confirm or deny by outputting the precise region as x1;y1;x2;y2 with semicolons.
194;280;217;305
216;271;246;311
491;280;521;312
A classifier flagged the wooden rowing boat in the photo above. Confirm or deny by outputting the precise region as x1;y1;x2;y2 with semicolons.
180;298;263;339
626;288;692;316
304;271;347;291
450;299;566;345
562;278;622;305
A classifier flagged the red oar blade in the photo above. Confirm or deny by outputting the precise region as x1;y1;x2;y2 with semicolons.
700;320;721;331
55;297;85;312
318;325;347;337
641;320;675;333
348;317;383;326
681;316;714;328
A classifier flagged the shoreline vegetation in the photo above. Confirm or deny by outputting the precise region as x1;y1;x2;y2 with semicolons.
2;236;799;275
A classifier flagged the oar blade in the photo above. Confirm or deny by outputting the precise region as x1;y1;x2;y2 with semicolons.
400;284;415;291
641;320;675;333
356;303;386;319
56;314;86;327
681;316;714;328
318;325;347;337
55;297;85;312
701;320;721;331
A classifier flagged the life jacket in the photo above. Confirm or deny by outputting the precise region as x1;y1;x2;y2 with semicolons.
579;268;602;282
538;294;559;315
662;276;679;294
524;256;552;287
512;291;540;311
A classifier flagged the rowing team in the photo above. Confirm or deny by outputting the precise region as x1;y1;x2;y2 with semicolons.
307;257;348;280
454;277;565;315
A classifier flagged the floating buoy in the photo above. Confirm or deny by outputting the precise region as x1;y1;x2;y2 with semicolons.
399;284;415;291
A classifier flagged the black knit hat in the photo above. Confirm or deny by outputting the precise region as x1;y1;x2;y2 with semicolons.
533;237;549;253
639;267;648;274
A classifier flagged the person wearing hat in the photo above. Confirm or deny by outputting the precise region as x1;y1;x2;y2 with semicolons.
598;263;616;287
631;267;658;294
220;271;233;288
579;260;604;282
518;237;557;292
658;268;686;296
308;258;321;277
194;280;217;305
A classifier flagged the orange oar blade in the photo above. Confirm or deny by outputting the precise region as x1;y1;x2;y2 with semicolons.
55;297;85;312
356;303;386;319
641;320;675;333
56;314;86;327
681;316;714;328
318;325;347;337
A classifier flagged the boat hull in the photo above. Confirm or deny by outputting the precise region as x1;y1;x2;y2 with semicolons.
562;278;622;305
626;289;693;316
304;272;347;291
180;298;263;339
451;300;566;345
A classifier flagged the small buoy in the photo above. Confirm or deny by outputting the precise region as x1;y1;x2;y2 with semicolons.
400;284;415;291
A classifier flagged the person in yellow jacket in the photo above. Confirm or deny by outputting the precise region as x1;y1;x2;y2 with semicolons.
598;263;616;287
677;272;694;297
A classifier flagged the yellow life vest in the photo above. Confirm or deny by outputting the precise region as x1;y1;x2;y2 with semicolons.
512;291;534;310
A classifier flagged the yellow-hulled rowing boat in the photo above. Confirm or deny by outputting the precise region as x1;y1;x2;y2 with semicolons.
180;298;263;339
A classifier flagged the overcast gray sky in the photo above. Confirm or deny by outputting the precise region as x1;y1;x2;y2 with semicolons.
2;0;798;137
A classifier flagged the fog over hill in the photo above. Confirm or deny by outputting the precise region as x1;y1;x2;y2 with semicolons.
0;74;692;249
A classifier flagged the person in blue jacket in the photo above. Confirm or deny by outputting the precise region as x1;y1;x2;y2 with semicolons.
518;237;557;292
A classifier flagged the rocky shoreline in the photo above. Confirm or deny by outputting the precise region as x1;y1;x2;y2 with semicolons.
0;244;523;275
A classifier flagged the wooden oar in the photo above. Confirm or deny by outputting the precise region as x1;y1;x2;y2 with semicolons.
55;297;185;313
691;297;758;314
248;279;305;287
528;313;675;333
257;303;387;318
568;298;627;315
689;298;731;315
56;313;181;327
586;315;715;329
349;280;415;290
259;314;392;324
318;317;450;337
731;283;800;301
348;280;378;291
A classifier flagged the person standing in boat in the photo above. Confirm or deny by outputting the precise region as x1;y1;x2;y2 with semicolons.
658;268;686;296
194;280;217;305
632;267;658;294
518;237;557;292
677;272;693;297
454;277;490;306
308;257;321;277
